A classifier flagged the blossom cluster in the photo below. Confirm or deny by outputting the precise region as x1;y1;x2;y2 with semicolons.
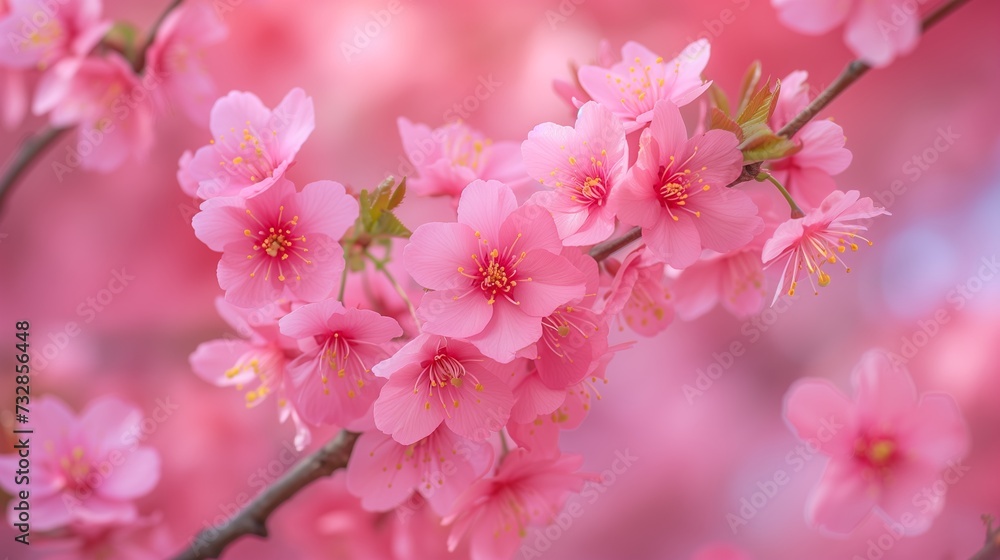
0;0;227;173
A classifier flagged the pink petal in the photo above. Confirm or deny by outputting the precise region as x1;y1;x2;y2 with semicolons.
374;367;445;444
189;339;257;386
690;187;763;255
783;379;856;456
21;494;74;532
501;204;563;256
404;222;479;290
806;457;877;534
772;0;851;35
192;203;246;252
271;87;315;156
218;245;282;308
278;299;346;339
615;156;663;228
297;180;359;239
673;259;723;321
844;0;920;67
418;291;493;340
852;350;918;426
466;300;543;363
643;215;701;268
346;431;422;511
443;371;514;441
648;101;690;158
875;457;947;535
793;120;852;175
456;179;517;244
78;396;143;457
514;251;585;317
210;90;271;139
510;374;566;423
98;447;161;500
900;393;970;465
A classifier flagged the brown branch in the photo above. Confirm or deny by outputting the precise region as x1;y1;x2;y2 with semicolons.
170;430;360;560
0;0;185;217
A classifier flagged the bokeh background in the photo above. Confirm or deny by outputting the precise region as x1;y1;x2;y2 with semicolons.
2;0;999;558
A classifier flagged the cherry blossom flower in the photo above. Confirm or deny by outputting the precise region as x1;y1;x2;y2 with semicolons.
373;334;514;444
577;39;712;133
767;71;852;209
552;39;617;111
761;189;888;303
404;179;585;362
522;101;627;246
188;297;314;449
191;178;357;308
534;249;609;389
33;54;154;172
443;449;594;560
614;100;763;268
0;0;110;70
279;299;402;427
601;246;674;336
0;396;160;531
143;0;228;124
771;0;921;67
183;88;315;199
346;426;494;516
397;117;526;200
784;350;969;534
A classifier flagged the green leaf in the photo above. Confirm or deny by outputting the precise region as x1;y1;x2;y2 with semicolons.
736;78;773;128
374;210;411;239
710;108;743;141
736;60;762;116
740;132;801;163
708;84;731;117
388;177;407;210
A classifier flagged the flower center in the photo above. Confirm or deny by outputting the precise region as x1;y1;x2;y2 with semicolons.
225;349;284;407
417;351;484;413
57;446;95;491
320;333;370;399
244;205;310;282
215;122;278;183
783;225;873;297
854;435;898;472
655;151;709;221
445;133;490;171
458;232;530;305
541;307;600;361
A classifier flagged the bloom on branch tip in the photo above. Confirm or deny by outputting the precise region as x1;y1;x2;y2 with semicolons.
614;100;763;269
192;178;358;309
783;349;969;535
578;39;712;133
404;179;586;363
184;88;315;199
761;189;888;304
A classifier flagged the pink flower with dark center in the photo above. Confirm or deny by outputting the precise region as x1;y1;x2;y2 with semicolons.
346;427;494;516
0;396;160;531
279;299;402;427
143;1;228;124
522;101;627;246
578;39;712;133
767;71;853;209
772;0;921;67
784;350;969;534
0;0;110;70
183;88;315;199
761;189;889;303
443;449;594;560
398;117;526;200
373;334;513;444
614;100;763;268
192;178;357;308
404;179;586;362
33;54;154;172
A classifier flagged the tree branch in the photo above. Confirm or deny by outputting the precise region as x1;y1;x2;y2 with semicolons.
171;430;360;560
588;0;974;262
0;0;185;217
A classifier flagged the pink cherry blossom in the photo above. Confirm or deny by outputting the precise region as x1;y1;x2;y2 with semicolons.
767;71;853;209
552;39;616;111
601;246;674;336
0;396;160;531
783;349;969;534
404;179;586;362
397;117;526;200
279;299;402;427
771;0;921;67
522;101;627;246
192;178;357;308
33;54;154;172
534;249;609;389
183;88;315;199
0;0;110;70
443;449;594;560
578;39;712;133
346;426;494;516
761;189;889;303
189;297;314;449
373;334;514;444
143;0;228;124
614;100;763;268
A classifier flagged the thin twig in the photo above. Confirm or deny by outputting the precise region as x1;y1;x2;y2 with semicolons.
171;430;360;560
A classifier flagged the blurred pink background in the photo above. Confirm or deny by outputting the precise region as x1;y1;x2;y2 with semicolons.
2;0;1000;558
